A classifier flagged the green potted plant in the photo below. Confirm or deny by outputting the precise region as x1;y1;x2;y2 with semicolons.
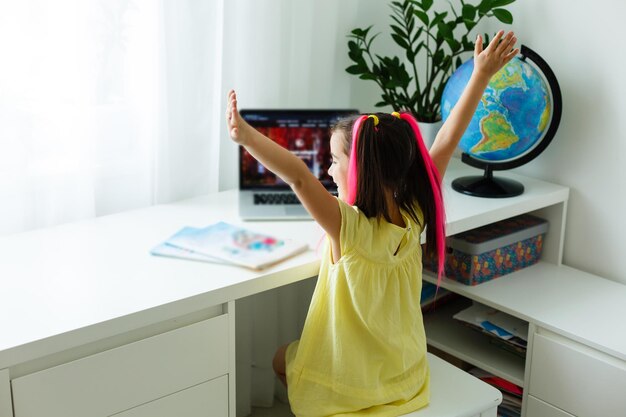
346;0;516;143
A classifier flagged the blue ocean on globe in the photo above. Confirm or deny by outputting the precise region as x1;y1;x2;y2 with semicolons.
441;57;551;162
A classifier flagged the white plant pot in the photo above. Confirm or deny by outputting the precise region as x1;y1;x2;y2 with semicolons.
417;120;443;150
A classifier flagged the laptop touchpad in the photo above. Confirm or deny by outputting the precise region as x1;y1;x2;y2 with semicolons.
286;206;307;216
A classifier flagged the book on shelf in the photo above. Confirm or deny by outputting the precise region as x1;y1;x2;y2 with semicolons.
151;222;308;270
453;302;528;356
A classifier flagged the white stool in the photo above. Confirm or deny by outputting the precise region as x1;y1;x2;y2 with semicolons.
401;353;502;417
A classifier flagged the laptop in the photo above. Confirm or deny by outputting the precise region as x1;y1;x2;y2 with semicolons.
238;109;359;220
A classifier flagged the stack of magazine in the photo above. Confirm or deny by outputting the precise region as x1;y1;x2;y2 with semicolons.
151;222;308;270
453;302;528;358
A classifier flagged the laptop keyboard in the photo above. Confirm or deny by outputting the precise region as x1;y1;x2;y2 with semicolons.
253;191;337;205
254;193;300;205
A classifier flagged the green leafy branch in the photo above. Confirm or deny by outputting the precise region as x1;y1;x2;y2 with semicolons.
346;0;516;122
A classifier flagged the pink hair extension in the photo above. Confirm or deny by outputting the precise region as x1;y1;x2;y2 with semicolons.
399;113;446;287
346;115;367;205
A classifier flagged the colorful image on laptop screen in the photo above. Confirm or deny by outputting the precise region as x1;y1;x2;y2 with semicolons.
239;110;358;190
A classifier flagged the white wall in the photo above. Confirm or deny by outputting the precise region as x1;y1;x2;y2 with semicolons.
218;0;626;285
507;0;626;284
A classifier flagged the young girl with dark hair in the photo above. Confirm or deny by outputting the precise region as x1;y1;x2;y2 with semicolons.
226;30;518;417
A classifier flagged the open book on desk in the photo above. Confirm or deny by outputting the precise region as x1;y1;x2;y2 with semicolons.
151;222;308;270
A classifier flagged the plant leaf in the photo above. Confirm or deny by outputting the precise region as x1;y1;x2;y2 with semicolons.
366;32;381;49
491;0;516;7
429;12;447;29
390;14;405;28
414;10;429;26
492;8;513;24
392;34;410;49
348;51;361;63
445;37;461;53
433;49;444;66
437;21;453;38
421;0;434;11
411;27;424;44
348;40;360;53
462;4;476;21
407;15;415;33
360;73;378;81
350;28;364;37
478;0;494;14
391;24;407;39
346;65;365;75
406;4;415;20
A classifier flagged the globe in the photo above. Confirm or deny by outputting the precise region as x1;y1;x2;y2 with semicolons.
440;45;562;197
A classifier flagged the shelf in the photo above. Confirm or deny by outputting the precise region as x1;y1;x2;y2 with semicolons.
422;262;559;322
423;297;526;387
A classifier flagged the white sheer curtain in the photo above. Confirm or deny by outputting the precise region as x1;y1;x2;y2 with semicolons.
0;0;222;236
1;1;360;415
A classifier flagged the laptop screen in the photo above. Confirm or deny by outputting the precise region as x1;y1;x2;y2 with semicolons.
239;109;359;190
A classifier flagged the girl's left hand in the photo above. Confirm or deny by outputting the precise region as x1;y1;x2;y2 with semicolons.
473;30;519;79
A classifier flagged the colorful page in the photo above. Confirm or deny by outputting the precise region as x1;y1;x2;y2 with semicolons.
163;222;308;270
150;230;234;265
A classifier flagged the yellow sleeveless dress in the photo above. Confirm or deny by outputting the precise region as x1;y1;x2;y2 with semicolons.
285;198;430;417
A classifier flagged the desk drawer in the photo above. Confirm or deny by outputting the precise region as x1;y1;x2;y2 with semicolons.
526;396;573;417
12;314;229;417
112;375;228;417
528;330;626;417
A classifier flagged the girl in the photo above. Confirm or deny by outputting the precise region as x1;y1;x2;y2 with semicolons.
226;30;518;417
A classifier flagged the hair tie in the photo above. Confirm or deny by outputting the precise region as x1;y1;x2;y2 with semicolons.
367;114;379;126
391;112;401;119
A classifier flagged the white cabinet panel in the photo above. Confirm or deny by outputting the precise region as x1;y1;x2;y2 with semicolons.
111;376;228;417
529;331;626;417
526;396;574;417
0;369;12;417
12;314;229;417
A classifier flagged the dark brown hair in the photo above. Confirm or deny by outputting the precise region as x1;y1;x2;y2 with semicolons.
332;113;443;258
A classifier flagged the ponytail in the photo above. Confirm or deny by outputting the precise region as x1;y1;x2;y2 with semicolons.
399;113;446;286
344;112;446;286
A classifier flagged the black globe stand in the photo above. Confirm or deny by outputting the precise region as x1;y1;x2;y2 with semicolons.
452;162;524;198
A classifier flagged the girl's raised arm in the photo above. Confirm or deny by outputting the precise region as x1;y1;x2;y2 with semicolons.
429;30;519;179
225;91;341;240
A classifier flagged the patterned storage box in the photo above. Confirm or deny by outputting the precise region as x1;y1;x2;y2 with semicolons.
424;214;548;285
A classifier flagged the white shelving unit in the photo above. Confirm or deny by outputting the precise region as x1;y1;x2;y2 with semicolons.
423;297;526;387
418;162;570;415
420;163;626;417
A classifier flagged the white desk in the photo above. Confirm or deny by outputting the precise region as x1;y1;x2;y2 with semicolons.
1;159;625;417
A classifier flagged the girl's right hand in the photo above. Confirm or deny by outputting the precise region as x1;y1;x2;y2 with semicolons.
473;30;519;80
225;90;251;146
